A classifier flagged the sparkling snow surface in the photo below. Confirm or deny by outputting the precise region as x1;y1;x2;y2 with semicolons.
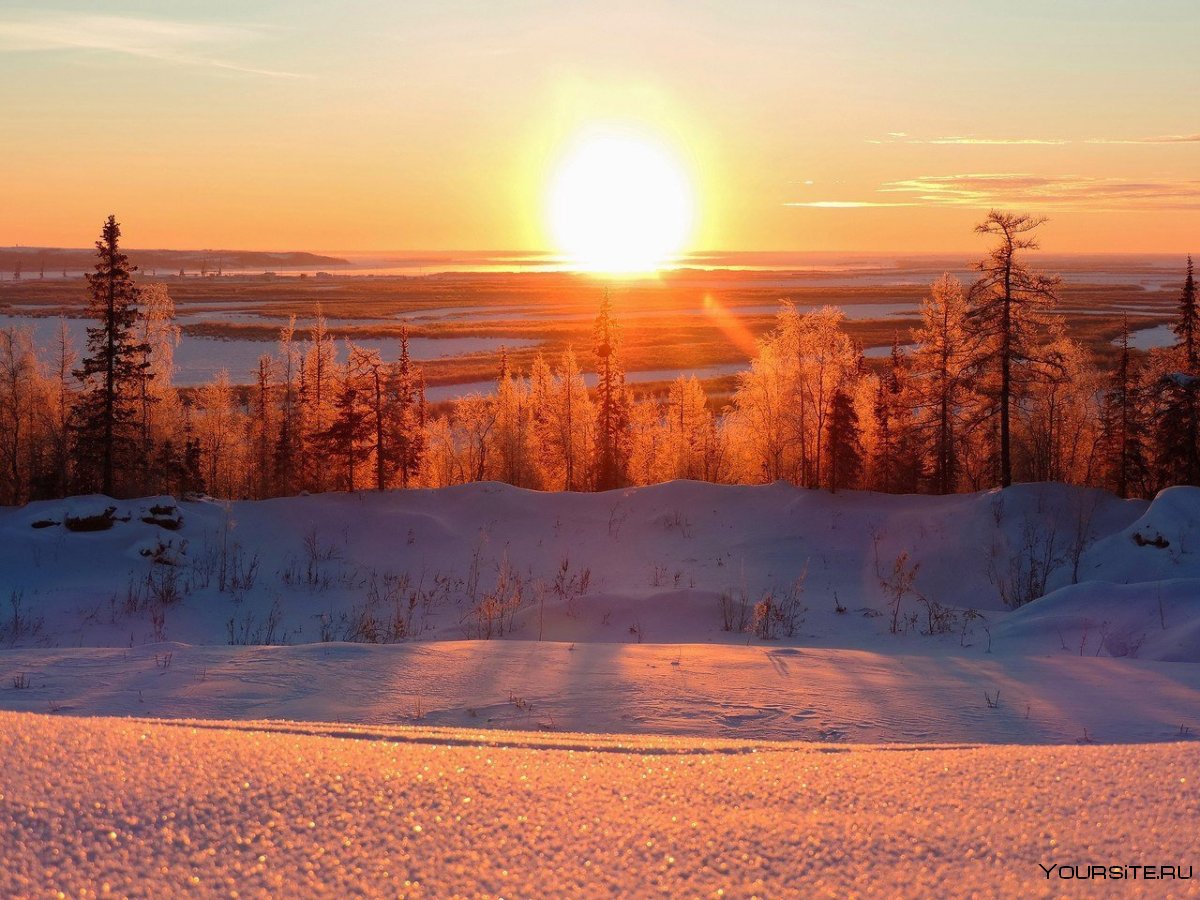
1;712;1197;898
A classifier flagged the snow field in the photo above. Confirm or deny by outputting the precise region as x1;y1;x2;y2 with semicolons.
1;712;1196;898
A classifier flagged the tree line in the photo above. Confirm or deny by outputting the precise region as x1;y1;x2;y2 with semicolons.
0;212;1196;504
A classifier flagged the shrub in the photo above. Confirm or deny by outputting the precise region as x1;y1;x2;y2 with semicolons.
65;506;117;532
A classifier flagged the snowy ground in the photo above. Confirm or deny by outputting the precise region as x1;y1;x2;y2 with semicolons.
1;480;1199;740
2;483;1198;892
1;641;1198;744
2;712;1196;897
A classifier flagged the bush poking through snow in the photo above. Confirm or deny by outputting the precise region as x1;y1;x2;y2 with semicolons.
719;589;752;633
467;555;525;639
918;595;958;636
752;594;777;640
882;552;921;635
1132;531;1169;549
988;517;1065;608
550;556;591;618
141;501;183;530
227;598;283;645
2;590;43;644
64;506;118;532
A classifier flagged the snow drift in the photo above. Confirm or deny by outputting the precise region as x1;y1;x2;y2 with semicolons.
0;480;1195;658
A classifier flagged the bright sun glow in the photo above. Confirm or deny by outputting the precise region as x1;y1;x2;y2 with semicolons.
548;129;695;274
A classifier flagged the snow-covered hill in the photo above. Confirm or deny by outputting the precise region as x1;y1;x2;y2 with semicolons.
1;481;1198;740
0;480;1195;652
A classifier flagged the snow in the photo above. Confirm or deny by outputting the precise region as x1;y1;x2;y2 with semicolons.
1;481;1198;742
1;711;1196;897
1;641;1198;744
2;482;1199;891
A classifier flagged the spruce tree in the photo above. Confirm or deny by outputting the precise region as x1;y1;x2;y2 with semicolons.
72;215;150;496
1153;373;1200;488
592;289;631;491
388;327;426;488
826;385;863;493
1152;259;1200;487
1173;255;1198;373
322;350;373;492
1100;317;1148;497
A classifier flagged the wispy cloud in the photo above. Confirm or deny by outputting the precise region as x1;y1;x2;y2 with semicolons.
871;132;1200;146
0;11;304;79
868;134;1070;146
1086;134;1200;145
784;200;915;208
788;173;1200;211
885;173;1200;210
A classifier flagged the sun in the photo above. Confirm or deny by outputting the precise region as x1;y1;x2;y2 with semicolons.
547;127;695;274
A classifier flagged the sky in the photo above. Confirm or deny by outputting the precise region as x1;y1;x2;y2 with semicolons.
1;0;1198;254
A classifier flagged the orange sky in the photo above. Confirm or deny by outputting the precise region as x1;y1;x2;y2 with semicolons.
1;2;1197;254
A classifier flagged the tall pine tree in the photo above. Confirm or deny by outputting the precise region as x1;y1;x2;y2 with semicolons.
1173;255;1198;374
1153;259;1200;487
72;216;150;496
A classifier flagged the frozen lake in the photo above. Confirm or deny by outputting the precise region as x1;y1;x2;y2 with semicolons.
0;315;534;387
1126;323;1175;350
425;361;749;403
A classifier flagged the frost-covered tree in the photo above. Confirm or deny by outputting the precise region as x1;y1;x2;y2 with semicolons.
825;384;863;493
301;311;336;491
134;282;181;485
250;354;279;498
493;350;538;488
659;375;719;482
0;327;39;504
870;337;920;493
36;318;77;498
1018;323;1098;485
593;290;632;490
195;370;241;498
321;347;374;492
530;348;592;490
274;317;302;495
387;327;426;488
910;274;971;494
728;304;858;488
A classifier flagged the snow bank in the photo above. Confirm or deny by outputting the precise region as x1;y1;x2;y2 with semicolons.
0;481;1160;652
2;481;1198;740
995;579;1200;663
1079;486;1200;585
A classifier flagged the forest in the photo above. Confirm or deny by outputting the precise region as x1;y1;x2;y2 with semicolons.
0;213;1195;505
